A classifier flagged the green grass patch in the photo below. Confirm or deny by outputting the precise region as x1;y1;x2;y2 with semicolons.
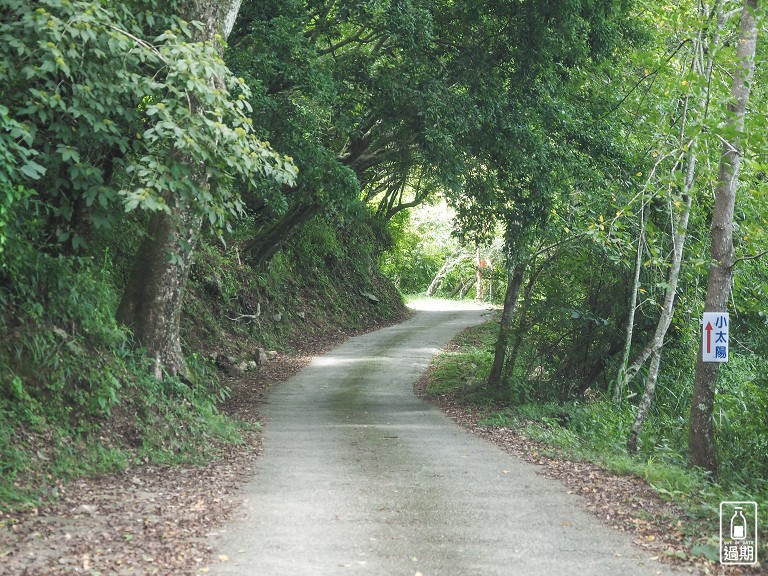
427;321;499;402
0;339;250;508
0;251;250;509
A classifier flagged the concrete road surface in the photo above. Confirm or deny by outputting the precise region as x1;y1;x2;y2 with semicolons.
209;302;678;575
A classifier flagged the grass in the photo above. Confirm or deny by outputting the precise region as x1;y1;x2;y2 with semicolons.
0;288;250;509
428;321;502;403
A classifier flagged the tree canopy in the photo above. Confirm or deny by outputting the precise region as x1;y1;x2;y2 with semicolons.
1;0;767;528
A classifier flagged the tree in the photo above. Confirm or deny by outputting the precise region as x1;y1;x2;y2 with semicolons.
477;103;635;393
230;0;638;270
446;1;639;393
116;0;297;378
225;0;359;267
689;0;758;474
0;1;154;251
0;0;295;378
626;0;725;453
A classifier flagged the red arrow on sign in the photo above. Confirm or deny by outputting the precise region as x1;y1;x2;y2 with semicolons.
705;322;713;354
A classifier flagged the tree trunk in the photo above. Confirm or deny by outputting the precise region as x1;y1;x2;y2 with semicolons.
627;348;662;453
613;204;646;403
689;0;757;474
243;203;321;269
459;277;476;299
475;245;483;300
625;163;693;446
621;0;721;393
117;0;243;378
502;264;537;387
449;277;470;298
502;250;556;387
118;210;200;379
487;261;526;390
426;252;461;296
624;0;727;445
621;189;693;387
491;234;584;391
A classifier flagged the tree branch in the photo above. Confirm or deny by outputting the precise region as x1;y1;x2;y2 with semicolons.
317;25;373;56
531;231;589;258
734;249;768;266
598;39;692;121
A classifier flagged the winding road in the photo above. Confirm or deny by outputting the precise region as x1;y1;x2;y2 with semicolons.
209;302;677;575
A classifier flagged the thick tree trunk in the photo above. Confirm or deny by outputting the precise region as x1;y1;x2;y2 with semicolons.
117;0;243;378
690;0;757;474
243;203;321;269
118;210;200;378
182;0;242;39
487;261;526;390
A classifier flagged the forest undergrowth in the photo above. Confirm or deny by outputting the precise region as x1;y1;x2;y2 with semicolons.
0;214;405;508
422;319;768;570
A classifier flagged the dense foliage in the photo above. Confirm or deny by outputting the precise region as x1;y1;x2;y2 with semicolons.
0;0;384;502
1;0;766;542
387;0;767;510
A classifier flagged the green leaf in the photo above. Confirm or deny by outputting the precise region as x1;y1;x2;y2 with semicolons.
124;198;140;212
19;161;45;180
56;145;80;163
690;544;719;562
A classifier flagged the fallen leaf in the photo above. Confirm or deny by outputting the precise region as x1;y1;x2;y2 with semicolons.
218;555;229;562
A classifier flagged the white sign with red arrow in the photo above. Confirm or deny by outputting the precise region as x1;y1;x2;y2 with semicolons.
702;312;729;363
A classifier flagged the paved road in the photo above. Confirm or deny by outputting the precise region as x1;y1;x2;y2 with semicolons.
209;303;677;575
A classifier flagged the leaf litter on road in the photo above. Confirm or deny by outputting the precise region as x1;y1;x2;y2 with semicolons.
0;311;414;576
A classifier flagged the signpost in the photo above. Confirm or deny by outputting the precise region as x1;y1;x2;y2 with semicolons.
702;312;729;363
